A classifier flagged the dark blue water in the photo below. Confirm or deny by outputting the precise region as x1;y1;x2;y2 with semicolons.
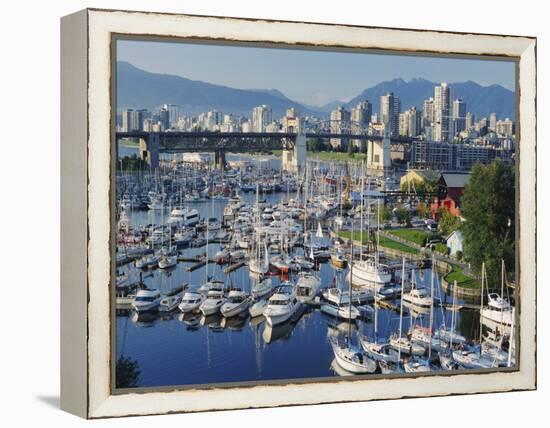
116;185;480;388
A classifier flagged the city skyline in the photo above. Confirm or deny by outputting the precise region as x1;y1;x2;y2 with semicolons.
117;40;516;107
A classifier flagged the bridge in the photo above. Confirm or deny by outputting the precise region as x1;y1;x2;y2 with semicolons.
116;120;417;172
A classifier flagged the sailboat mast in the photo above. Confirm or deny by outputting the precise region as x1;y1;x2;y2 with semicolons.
360;160;364;260
479;262;485;346
428;254;435;360
349;221;354;345
398;257;405;364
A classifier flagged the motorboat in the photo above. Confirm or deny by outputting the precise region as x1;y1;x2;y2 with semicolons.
251;277;272;298
135;254;159;269
131;288;161;313
159;293;182;312
320;301;360;320
402;287;433;309
158;253;178;269
263;285;301;327
322;287;373;306
433;326;467;345
480;293;513;328
199;290;226;316
295;272;321;304
197;279;225;294
220;290;251;317
346;257;391;290
330;252;348;269
178;290;203;313
249;298;268;318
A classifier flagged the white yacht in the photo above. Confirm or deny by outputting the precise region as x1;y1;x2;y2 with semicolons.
197;279;225;295
402;287;432;309
360;339;399;363
346;257;391;290
263;286;301;327
131;289;161;313
320;301;360;320
199;290;226;316
295;272;321;304
158;253;178;269
220;290;251;318
135;254;159;269
480;293;513;328
248;298;268;318
251;277;272;298
178;290;203;313
159;293;182;312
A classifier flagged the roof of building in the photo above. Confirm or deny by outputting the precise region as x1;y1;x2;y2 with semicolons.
401;169;441;183
440;173;471;188
446;229;464;241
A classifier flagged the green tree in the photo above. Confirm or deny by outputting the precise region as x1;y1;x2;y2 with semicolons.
115;356;141;388
460;160;515;287
439;209;462;236
395;206;411;226
416;202;429;219
381;206;393;222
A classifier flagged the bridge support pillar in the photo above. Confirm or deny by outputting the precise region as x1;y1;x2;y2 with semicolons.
282;133;306;174
366;135;391;172
214;150;226;170
139;133;159;169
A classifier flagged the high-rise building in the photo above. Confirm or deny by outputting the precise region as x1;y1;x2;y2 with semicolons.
399;107;421;137
489;112;497;132
465;112;475;130
434;82;451;142
121;109;133;132
380;93;401;137
252;105;272;132
422;97;434;130
164;104;179;127
121;108;148;131
330;107;351;149
350;101;372;149
351;100;372;127
452;98;467;135
496;118;514;137
159;107;170;131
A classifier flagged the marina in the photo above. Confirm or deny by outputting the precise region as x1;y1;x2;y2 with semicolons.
115;155;516;388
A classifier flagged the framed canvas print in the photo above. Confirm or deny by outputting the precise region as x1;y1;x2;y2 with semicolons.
60;8;537;419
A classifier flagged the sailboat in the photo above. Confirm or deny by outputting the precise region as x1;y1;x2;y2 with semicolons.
331;221;377;374
346;200;391;290
452;263;495;369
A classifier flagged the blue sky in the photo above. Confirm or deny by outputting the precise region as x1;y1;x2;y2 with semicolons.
117;39;516;107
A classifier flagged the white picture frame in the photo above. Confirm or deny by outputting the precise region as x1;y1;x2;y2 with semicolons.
60;8;536;419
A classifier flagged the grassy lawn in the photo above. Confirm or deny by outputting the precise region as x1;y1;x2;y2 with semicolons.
388;229;429;246
338;231;420;255
435;242;448;254
308;151;368;162
444;264;481;289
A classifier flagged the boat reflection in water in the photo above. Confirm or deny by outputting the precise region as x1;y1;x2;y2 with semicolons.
262;320;296;343
131;310;158;327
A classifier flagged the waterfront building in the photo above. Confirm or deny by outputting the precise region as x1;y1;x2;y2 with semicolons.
452;98;467;135
409;140;507;171
446;230;465;257
330;106;351;149
380;92;401;137
434;82;451;142
252;105;272;132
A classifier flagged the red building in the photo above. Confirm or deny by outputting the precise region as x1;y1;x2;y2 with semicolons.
430;173;470;220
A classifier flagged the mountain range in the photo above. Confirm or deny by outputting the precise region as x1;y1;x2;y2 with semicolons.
117;61;515;120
